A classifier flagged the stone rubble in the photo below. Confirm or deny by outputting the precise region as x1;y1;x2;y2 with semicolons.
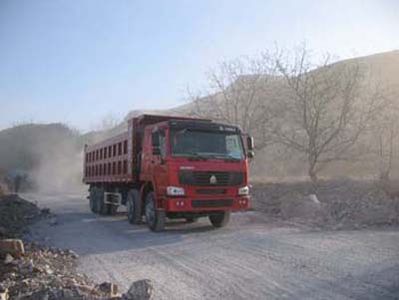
0;194;154;300
0;241;154;300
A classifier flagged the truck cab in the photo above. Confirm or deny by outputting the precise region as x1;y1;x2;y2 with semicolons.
138;119;252;231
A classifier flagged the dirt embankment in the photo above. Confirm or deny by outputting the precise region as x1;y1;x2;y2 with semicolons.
0;195;153;300
0;194;44;239
251;179;399;229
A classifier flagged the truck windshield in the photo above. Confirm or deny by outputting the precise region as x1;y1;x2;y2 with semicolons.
171;129;244;160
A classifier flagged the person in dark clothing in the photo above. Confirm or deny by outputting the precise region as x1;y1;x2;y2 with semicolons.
14;175;21;194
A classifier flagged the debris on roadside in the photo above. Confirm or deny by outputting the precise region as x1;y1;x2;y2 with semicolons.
1;242;115;299
251;179;399;230
0;194;49;239
0;239;25;258
0;241;153;299
0;194;154;300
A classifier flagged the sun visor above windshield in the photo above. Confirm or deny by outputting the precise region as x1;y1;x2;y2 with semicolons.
169;120;241;133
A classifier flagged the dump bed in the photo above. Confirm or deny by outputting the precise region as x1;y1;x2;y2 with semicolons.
83;114;211;184
83;131;133;183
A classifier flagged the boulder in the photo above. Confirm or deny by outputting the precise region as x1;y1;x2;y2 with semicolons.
4;253;14;264
96;282;119;297
0;239;25;258
0;286;8;300
66;249;79;259
123;279;153;300
41;208;51;215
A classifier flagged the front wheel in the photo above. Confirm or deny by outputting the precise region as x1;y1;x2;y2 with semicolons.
209;212;230;228
145;192;165;232
127;189;142;224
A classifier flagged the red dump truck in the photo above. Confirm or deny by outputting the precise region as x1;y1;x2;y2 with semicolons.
83;114;254;231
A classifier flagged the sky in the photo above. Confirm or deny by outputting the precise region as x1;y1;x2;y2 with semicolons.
0;0;398;132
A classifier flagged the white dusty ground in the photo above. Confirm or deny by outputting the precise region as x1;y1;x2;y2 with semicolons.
25;193;399;300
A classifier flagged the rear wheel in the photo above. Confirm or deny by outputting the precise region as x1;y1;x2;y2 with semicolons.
127;189;142;224
96;187;108;215
209;211;230;228
145;192;165;232
89;188;98;214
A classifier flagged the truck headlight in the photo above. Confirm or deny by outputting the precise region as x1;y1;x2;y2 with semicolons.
167;186;185;196
238;186;249;196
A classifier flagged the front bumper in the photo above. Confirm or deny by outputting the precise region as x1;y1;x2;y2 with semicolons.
163;196;250;212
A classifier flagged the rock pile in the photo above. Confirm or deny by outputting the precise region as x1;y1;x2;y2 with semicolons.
0;194;154;300
0;241;153;300
0;194;46;239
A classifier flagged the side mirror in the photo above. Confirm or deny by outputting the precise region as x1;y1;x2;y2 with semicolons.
247;136;254;151
247;150;255;159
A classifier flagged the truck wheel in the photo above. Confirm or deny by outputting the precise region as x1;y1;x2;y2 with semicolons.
89;188;98;214
97;188;108;215
209;212;230;228
127;189;142;224
145;192;165;232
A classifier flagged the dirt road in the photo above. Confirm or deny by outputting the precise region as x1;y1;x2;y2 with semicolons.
25;193;399;299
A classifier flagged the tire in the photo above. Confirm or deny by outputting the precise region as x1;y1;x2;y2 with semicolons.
209;211;230;228
185;217;198;223
97;187;108;215
127;189;142;224
89;188;98;214
145;192;165;232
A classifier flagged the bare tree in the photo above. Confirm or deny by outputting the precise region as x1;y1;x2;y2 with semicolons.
92;113;121;132
372;100;399;182
273;46;386;182
187;54;281;150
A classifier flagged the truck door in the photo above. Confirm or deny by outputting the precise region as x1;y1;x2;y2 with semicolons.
139;128;152;181
151;129;168;205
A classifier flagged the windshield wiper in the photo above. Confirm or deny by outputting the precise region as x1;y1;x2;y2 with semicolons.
186;152;209;161
205;154;241;162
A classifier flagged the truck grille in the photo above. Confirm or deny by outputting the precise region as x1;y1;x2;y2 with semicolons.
192;199;233;208
179;171;244;186
196;188;226;195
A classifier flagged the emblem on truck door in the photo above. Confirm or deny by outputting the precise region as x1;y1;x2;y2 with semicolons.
210;175;217;185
